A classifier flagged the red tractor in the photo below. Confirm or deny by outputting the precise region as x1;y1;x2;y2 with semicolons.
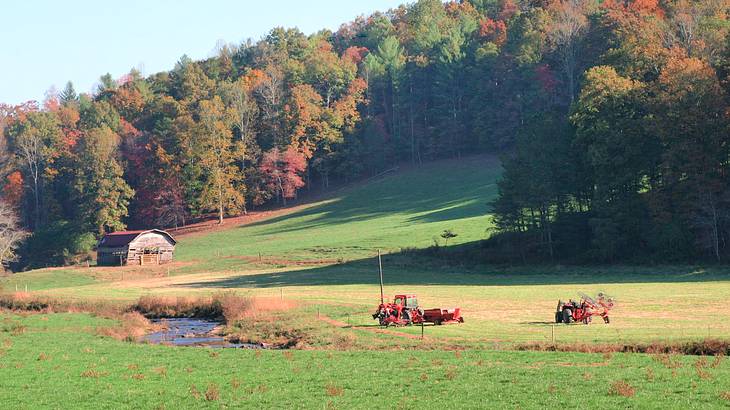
555;292;615;325
372;294;464;326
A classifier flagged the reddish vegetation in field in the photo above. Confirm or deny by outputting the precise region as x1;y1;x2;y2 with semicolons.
516;340;730;356
608;380;635;397
325;382;343;397
204;383;220;401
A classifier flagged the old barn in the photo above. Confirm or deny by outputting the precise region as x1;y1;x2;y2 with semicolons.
97;229;176;266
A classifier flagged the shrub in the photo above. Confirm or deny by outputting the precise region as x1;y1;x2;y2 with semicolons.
214;292;252;323
15;220;95;269
97;311;151;341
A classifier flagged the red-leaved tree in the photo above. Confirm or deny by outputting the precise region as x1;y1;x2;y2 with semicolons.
260;146;306;206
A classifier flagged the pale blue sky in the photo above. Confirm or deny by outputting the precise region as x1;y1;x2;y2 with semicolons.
0;0;404;105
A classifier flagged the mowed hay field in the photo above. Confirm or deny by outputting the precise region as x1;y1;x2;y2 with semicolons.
2;156;730;407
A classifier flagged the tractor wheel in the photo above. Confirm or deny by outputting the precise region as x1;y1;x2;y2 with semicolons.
434;319;442;326
562;309;574;324
555;311;563;323
402;310;411;325
603;316;610;324
458;317;464;323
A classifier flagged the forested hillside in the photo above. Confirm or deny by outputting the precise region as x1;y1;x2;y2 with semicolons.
491;0;730;263
0;0;729;268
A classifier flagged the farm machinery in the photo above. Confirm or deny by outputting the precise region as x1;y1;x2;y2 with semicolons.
372;294;464;326
371;251;464;326
555;292;615;325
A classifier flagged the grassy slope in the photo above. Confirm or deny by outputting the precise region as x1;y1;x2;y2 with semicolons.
1;314;729;409
175;156;500;271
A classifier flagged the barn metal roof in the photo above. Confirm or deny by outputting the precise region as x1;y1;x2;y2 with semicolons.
97;229;177;248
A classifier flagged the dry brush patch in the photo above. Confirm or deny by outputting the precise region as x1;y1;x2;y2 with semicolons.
325;382;343;397
205;383;220;401
515;340;730;356
131;292;296;323
97;311;155;342
608;380;635;397
0;291;125;317
81;368;109;378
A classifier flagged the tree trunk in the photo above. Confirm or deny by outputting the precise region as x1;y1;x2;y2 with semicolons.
409;81;415;165
32;177;40;229
218;203;224;225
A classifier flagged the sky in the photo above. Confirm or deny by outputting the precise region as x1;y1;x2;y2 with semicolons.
0;0;404;105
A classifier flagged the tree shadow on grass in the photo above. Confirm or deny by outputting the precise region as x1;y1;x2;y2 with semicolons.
177;247;730;289
235;156;500;237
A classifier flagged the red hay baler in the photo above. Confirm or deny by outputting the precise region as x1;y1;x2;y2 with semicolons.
372;294;464;326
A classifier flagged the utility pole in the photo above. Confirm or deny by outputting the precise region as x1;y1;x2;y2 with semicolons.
378;249;384;304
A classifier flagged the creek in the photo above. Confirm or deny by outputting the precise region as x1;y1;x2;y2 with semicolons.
141;318;261;348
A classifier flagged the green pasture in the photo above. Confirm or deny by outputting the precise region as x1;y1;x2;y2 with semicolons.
1;313;729;409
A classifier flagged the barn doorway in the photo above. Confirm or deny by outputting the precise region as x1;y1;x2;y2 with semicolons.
140;247;161;265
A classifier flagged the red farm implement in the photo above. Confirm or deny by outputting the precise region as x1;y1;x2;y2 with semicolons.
371;251;464;327
555;292;616;325
372;294;464;326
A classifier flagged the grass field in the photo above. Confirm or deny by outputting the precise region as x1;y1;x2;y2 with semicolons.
174;156;501;270
2;155;730;407
1;314;729;409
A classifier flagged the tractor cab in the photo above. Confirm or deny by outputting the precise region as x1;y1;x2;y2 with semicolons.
393;294;419;309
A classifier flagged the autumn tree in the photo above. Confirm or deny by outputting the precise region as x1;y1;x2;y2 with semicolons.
255;65;286;146
649;57;730;261
0;200;27;269
72;126;134;234
221;73;261;173
571;66;657;260
196;97;245;224
546;0;595;103
260;146;306;206
10;111;61;228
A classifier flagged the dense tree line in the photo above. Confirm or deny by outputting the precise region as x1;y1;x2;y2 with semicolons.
491;0;730;263
0;0;728;268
